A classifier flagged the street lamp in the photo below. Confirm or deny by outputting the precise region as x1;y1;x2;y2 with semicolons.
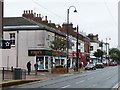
66;6;77;72
105;38;111;65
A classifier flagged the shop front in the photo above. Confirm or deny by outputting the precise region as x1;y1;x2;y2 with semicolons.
28;49;66;70
69;51;85;69
53;51;66;67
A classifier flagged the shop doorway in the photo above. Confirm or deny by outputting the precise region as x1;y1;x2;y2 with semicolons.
36;56;44;70
36;56;52;70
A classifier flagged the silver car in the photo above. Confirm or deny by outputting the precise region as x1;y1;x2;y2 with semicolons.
85;64;96;70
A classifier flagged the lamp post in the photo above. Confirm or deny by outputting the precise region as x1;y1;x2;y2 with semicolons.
76;25;79;71
66;6;77;72
105;38;111;65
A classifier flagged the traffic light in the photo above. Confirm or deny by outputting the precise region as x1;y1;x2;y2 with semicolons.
0;39;11;49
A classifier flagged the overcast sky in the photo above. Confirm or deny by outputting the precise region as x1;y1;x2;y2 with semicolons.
4;0;119;48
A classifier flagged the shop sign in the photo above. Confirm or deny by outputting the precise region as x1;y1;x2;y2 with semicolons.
69;52;76;57
28;50;42;56
28;50;52;56
53;51;61;56
52;51;66;57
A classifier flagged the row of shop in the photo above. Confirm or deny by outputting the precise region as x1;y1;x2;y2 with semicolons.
28;49;89;70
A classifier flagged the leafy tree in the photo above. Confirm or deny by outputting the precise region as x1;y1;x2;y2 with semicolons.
109;48;120;64
50;37;66;51
94;49;104;58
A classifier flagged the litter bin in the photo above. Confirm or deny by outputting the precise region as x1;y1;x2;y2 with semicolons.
13;68;22;80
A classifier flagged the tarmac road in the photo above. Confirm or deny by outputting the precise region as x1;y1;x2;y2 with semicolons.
6;66;119;90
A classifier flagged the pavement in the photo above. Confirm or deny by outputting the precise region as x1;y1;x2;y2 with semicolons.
0;69;85;89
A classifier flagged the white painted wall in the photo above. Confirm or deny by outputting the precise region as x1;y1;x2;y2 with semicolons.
3;29;55;70
70;36;84;53
90;42;99;56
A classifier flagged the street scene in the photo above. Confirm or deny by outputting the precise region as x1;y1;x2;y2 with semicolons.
0;0;120;90
6;66;119;89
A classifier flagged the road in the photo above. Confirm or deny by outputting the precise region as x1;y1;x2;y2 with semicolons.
7;66;119;90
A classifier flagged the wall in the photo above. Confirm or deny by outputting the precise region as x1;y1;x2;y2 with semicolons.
3;29;54;70
18;30;54;70
90;42;99;56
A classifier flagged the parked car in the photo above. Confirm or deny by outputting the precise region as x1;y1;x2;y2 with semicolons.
109;62;117;66
96;62;104;68
85;64;96;70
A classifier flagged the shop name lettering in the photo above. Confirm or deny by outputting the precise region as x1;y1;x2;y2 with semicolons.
30;51;42;55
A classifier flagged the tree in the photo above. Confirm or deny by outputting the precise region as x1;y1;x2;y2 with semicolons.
109;48;120;64
94;49;104;58
50;37;66;51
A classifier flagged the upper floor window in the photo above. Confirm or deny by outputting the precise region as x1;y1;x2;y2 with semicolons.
90;46;93;51
9;33;15;45
46;35;50;40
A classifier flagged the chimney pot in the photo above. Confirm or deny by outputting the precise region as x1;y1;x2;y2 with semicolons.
37;14;39;17
29;10;30;14
45;16;47;21
26;10;28;14
34;13;36;17
24;10;25;14
39;14;41;17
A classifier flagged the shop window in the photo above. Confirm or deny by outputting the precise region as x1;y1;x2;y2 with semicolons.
55;59;60;66
37;57;44;70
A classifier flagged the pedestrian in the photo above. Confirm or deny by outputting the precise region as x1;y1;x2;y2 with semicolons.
34;63;38;75
27;61;31;75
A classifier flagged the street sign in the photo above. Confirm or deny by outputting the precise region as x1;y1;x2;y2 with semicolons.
0;40;11;49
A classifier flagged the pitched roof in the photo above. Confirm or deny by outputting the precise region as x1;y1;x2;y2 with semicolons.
3;17;66;37
3;17;36;26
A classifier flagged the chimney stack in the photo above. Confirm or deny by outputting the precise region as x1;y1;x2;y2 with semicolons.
22;10;34;19
62;23;74;34
22;10;42;23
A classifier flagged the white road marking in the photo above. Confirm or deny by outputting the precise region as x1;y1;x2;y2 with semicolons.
106;77;111;80
76;80;85;84
61;85;71;88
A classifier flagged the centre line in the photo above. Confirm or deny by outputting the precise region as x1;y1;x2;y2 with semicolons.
61;85;71;88
76;80;85;84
